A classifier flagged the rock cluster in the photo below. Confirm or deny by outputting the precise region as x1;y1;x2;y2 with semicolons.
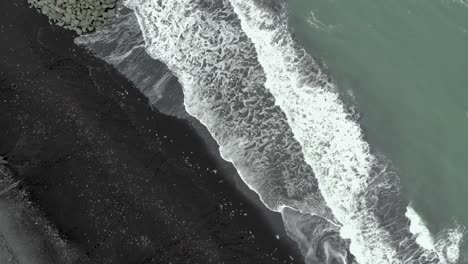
28;0;118;34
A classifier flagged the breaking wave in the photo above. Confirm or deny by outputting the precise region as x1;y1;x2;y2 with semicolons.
78;0;464;263
229;1;463;263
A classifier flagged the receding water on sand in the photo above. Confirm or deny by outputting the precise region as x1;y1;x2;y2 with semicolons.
76;0;467;262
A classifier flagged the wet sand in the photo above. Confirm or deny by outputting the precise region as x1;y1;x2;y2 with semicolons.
0;1;304;263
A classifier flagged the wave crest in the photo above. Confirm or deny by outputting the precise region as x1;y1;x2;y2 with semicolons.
228;0;463;263
83;0;467;262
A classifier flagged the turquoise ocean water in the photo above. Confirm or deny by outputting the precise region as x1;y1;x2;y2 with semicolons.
76;0;467;261
288;0;468;258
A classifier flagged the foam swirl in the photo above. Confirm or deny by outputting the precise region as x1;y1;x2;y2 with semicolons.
82;0;465;262
228;0;463;263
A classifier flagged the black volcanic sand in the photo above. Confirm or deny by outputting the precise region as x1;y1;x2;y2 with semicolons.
0;163;82;264
0;1;305;263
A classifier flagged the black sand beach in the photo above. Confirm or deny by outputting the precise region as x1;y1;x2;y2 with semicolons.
0;1;304;263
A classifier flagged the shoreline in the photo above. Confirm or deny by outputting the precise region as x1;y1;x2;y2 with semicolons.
0;1;304;263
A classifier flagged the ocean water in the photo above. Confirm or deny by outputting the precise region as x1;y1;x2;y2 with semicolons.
287;0;468;261
75;0;466;263
76;6;348;263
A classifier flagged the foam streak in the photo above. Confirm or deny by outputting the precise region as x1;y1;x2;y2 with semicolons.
228;0;463;263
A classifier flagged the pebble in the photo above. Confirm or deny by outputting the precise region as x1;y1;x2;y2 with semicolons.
28;0;118;35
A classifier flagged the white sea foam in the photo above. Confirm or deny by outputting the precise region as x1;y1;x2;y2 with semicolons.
307;10;341;33
121;0;356;261
435;226;465;263
404;205;465;263
406;205;435;250
228;0;463;263
123;0;336;218
75;11;187;117
117;0;464;262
